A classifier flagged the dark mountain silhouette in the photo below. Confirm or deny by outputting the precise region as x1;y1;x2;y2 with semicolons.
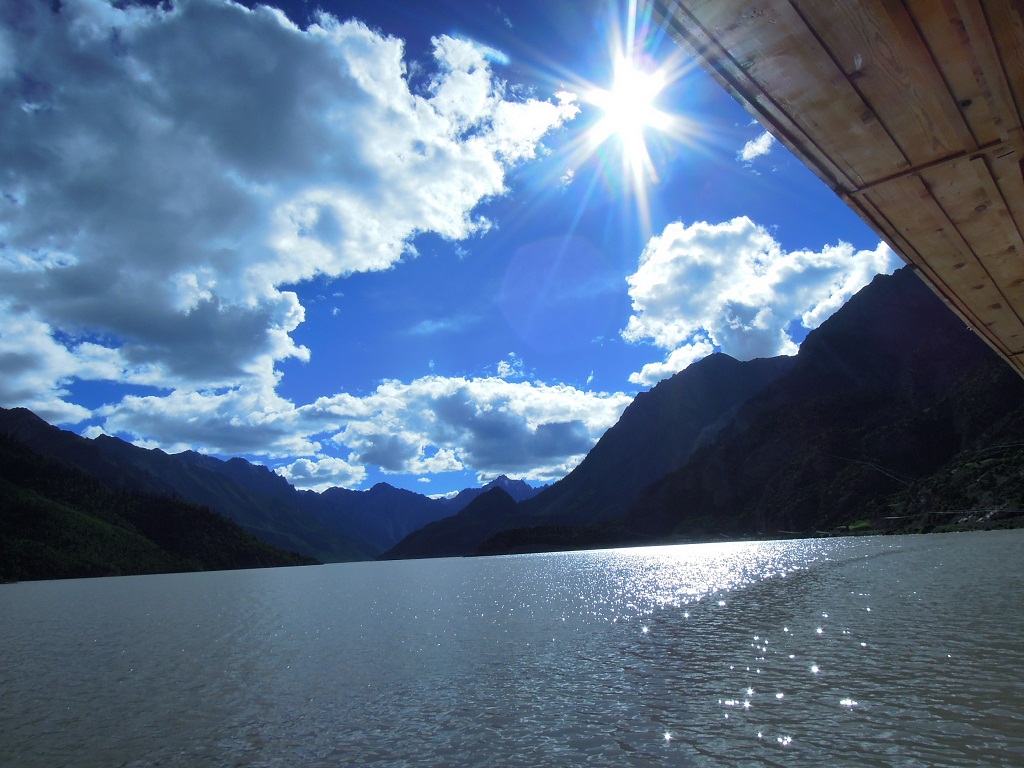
305;482;456;553
0;409;371;563
380;487;520;560
384;352;794;558
294;475;542;555
0;406;541;562
621;268;1024;540
0;432;315;582
443;474;542;510
387;268;1024;558
520;353;795;525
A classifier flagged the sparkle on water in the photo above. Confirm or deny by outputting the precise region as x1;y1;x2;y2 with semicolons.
3;532;1024;767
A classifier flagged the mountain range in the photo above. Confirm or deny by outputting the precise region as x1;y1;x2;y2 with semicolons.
0;403;542;569
0;430;316;581
385;267;1024;557
3;266;1024;579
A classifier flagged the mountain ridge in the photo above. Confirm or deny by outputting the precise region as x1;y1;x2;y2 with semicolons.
389;268;1024;558
0;407;543;561
0;430;316;582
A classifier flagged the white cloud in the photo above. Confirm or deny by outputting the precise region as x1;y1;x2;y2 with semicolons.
93;384;319;458
300;375;633;486
624;217;901;385
0;304;90;424
496;352;525;379
628;340;716;386
276;455;367;493
0;0;577;422
77;371;630;490
739;131;775;162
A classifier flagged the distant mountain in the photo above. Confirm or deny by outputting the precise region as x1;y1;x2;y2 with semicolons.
301;474;542;554
0;432;315;582
386;267;1024;558
0;406;542;562
385;352;794;559
0;409;371;563
380;487;520;560
304;482;455;553
443;474;543;510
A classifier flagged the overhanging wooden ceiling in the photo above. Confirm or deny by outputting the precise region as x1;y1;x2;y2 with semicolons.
652;0;1024;378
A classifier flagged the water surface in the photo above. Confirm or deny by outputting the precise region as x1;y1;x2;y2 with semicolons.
2;531;1022;766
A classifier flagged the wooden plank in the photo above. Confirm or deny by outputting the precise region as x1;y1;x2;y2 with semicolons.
863;175;1024;353
984;131;1024;246
905;0;1002;147
980;0;1024;130
952;0;1019;141
855;185;1024;369
922;159;1024;346
677;0;909;187
796;0;974;164
966;153;1024;338
650;1;862;192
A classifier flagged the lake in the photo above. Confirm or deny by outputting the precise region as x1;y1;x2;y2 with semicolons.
2;530;1022;766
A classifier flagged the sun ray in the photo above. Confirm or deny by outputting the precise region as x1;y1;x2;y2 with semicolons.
544;0;703;236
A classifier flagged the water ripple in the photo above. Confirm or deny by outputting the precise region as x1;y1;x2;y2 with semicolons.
1;532;1022;766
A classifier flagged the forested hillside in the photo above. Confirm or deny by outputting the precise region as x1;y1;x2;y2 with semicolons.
0;433;315;582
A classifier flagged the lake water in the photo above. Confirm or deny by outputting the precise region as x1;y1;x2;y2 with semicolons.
2;530;1022;767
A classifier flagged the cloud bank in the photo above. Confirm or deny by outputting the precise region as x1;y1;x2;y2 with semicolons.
1;0;574;400
87;373;632;491
624;217;901;385
0;0;603;487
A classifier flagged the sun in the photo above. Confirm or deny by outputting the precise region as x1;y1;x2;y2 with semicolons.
587;56;670;161
547;1;695;235
582;54;674;229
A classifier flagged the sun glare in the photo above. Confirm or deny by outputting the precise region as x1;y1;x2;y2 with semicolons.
534;0;698;237
574;51;678;235
588;57;669;159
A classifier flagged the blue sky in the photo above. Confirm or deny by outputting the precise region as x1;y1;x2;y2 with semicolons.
0;0;899;495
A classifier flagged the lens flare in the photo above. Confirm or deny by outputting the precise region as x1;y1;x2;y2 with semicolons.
586;55;671;176
546;0;702;237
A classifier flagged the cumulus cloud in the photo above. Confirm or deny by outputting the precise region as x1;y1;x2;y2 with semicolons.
0;0;577;421
739;130;775;162
627;340;716;388
496;352;525;379
624;217;901;385
0;0;613;490
301;376;633;486
276;455;367;493
0;304;91;424
78;371;630;489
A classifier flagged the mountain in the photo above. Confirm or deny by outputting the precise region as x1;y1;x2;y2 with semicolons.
380;487;520;560
0;406;542;561
386;267;1024;558
443;474;543;510
0;408;371;563
519;353;795;526
0;431;316;582
621;267;1024;540
384;353;794;559
304;482;455;553
8;267;1021;568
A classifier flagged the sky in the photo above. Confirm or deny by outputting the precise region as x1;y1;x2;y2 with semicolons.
0;0;901;496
